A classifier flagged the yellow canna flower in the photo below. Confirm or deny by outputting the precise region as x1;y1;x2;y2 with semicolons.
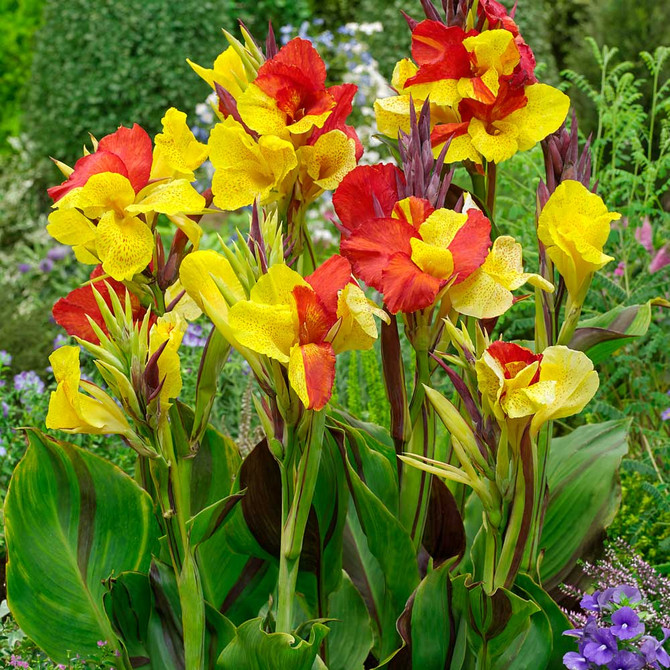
450;236;553;319
150;108;209;181
148;313;186;404
46;346;133;436
208;119;298;211
476;341;599;436
537;180;620;299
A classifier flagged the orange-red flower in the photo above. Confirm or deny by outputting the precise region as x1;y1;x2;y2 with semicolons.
52;266;151;343
335;166;491;314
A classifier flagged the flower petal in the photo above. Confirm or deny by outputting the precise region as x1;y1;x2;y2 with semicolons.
95;211;154;281
97;123;153;193
382;252;443;314
288;342;335;410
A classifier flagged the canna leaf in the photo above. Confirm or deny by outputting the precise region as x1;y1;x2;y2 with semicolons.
5;430;160;664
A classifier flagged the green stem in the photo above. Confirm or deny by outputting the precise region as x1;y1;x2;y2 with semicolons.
399;348;435;548
556;292;584;346
276;411;326;633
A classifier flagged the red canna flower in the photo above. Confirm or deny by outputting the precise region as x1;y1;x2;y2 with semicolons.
47;124;153;202
52;266;150;344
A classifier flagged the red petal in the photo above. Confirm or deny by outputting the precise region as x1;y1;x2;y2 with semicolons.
47;151;128;202
268;37;327;86
299;342;336;410
97;124;153;193
458;79;527;124
292;285;332;345
410;21;471;73
333;164;405;234
487;340;542;381
430;121;470;149
305;254;352;318
340;216;418;291
382;253;443;314
52;266;147;343
448;209;491;283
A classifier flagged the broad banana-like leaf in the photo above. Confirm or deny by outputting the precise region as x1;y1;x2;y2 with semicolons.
216;617;329;670
326;572;374;670
540;420;629;589
338;433;419;661
5;430;160;664
570;299;669;365
104;561;235;669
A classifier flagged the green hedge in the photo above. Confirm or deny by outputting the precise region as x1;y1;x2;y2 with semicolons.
23;0;310;163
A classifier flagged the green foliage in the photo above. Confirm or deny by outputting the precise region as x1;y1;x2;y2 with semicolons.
0;0;45;149
23;0;310;164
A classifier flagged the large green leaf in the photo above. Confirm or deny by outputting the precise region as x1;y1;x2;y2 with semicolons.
570;299;668;365
540;420;629;589
326;572;373;670
216;618;329;670
5;430;160;664
338;433;419;661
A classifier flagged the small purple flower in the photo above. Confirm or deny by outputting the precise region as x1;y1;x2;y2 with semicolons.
13;370;45;395
635;216;654;253
583;627;618;665
613;261;625;277
39;258;54;273
563;651;590;670
607;649;644;670
53;333;69;349
650;245;670;273
17;262;31;274
597;588;617;611
581;591;601;612
640;633;670;668
182;323;209;348
2;400;9;418
97;639;108;647
9;655;30;668
47;245;71;261
0;350;11;366
662;407;670;422
610;607;644;640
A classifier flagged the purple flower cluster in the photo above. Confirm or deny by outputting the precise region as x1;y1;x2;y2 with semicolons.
182;322;210;348
13;370;45;395
564;586;670;669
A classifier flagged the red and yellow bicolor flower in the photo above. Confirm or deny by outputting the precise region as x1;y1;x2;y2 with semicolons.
537;180;620;300
47;111;208;281
227;256;387;410
374;19;569;164
179;251;387;411
333;164;548;316
46;345;134;436
197;37;362;211
476;340;599;436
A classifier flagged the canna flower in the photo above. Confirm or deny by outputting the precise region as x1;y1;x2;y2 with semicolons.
374;19;569;164
47;113;208;280
202;36;362;212
449;235;553;318
537;180;620;299
208;118;298;211
46;346;133;436
52;266;151;344
476;340;599;436
236;38;337;137
147;313;186;404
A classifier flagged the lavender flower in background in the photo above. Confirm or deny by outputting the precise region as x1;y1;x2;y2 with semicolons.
0;436;7;457
17;263;31;274
38;258;54;273
0;350;11;366
183;323;211;348
661;408;670;421
13;370;45;395
614;261;626;277
46;245;70;261
53;333;69;349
